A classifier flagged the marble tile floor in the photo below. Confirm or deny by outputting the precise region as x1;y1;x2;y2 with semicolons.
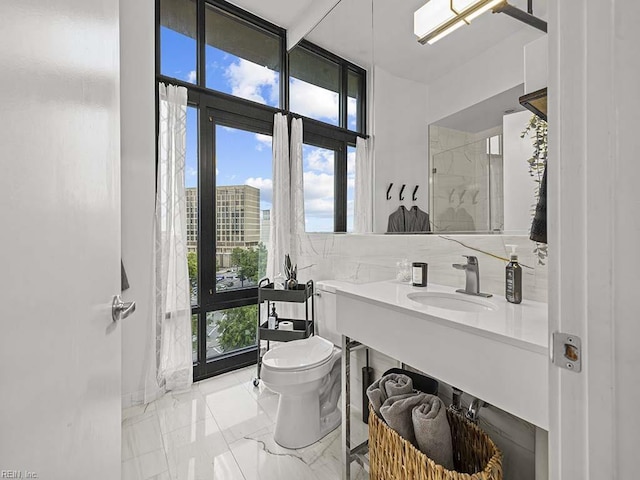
122;366;369;480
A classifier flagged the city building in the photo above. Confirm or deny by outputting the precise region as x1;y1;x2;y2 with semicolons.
260;209;271;248
184;185;261;267
217;185;260;267
185;187;198;253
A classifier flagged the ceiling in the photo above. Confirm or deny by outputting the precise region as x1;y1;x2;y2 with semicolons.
225;0;313;29
228;0;547;86
433;84;526;132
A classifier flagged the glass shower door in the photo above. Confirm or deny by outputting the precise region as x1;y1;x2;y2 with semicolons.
430;135;503;233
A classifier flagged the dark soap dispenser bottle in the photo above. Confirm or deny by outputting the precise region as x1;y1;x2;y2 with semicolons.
505;245;522;304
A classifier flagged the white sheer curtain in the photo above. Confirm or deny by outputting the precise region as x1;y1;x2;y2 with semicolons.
354;136;373;233
154;83;193;393
289;117;305;259
267;113;290;280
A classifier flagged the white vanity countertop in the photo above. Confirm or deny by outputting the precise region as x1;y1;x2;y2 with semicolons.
319;279;550;428
317;279;548;354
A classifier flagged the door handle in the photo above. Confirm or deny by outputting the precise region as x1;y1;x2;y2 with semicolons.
112;295;136;322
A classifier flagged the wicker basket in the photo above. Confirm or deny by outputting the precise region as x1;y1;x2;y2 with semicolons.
368;405;502;480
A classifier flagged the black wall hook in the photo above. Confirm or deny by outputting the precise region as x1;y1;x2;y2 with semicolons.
412;185;419;201
386;183;393;200
399;184;406;201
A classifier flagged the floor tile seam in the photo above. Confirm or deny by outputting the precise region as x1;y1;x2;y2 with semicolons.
121;408;160;428
226;447;248;480
121;447;170;480
156;400;216;437
157;416;174;480
122;410;163;463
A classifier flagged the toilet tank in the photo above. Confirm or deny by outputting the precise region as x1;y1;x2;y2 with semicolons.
315;282;341;347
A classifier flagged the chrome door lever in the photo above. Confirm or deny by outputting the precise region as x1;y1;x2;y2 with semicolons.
112;295;136;322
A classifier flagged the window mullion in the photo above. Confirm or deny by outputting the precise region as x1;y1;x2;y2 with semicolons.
282;32;289;111
197;0;205;86
200;109;216;309
340;63;348;130
334;143;347;232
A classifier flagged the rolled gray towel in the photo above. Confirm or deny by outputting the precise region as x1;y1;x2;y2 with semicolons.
366;373;413;416
380;393;429;446
412;396;454;470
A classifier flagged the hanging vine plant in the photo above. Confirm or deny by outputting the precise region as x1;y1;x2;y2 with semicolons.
521;115;548;265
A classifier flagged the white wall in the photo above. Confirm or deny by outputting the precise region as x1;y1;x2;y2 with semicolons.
372;65;429;232
426;28;542;126
524;36;548;94
120;0;157;407
503;110;537;233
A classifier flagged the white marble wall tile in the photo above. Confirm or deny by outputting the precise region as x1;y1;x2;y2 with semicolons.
299;233;547;303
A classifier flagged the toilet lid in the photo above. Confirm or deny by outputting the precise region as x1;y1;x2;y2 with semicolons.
262;336;334;371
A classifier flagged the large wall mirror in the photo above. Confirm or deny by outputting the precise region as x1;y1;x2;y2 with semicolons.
429;85;541;234
302;0;547;235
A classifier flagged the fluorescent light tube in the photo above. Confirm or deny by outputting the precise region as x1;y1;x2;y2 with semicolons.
426;20;466;44
415;0;508;44
464;0;505;22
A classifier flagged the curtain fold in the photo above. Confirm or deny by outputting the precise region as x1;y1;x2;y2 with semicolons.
290;117;305;258
267;113;290;281
354;136;373;233
154;83;192;394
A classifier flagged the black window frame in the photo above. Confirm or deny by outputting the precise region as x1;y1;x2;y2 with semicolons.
289;40;367;134
156;0;367;380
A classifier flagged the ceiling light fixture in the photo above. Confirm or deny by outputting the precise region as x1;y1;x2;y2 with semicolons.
414;0;547;45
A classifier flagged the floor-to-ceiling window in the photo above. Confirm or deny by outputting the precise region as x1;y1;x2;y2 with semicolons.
158;0;366;380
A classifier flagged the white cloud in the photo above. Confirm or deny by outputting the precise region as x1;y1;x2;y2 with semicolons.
254;133;272;151
187;70;197;83
225;59;278;105
290;78;339;123
245;177;273;204
186;165;197;178
303;171;333;198
347;150;356;175
303;171;334;217
305;147;334;174
347;97;357;114
304;198;335;218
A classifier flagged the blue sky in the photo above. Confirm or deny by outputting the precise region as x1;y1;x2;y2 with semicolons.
162;27;355;232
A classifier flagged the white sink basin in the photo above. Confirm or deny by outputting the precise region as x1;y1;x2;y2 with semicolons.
407;292;497;313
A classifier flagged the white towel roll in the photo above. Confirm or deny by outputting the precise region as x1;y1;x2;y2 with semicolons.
279;321;294;331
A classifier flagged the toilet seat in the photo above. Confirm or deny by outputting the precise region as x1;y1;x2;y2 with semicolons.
262;335;334;372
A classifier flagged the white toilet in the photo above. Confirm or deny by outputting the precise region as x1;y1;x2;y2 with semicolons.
260;283;342;449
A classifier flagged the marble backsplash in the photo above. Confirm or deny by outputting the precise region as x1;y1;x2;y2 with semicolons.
295;233;548;303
